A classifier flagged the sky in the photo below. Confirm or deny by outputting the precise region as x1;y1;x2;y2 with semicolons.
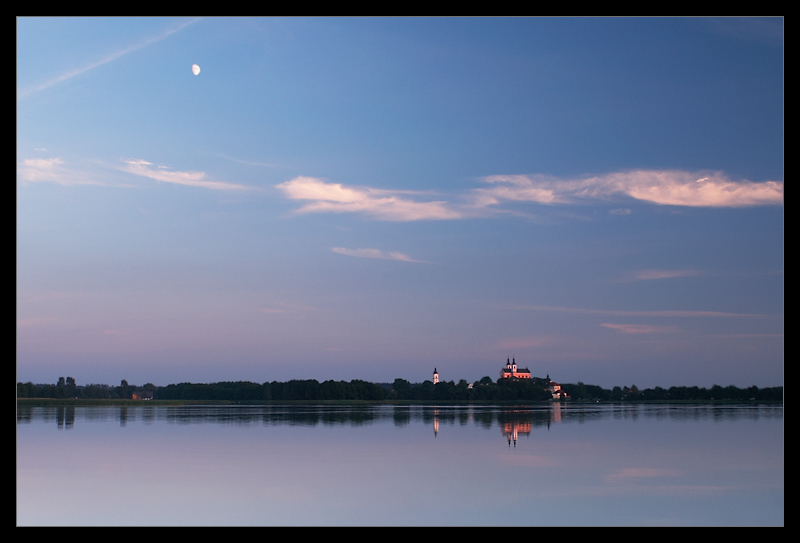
17;17;783;389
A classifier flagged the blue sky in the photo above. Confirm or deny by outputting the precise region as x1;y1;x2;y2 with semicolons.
17;18;783;388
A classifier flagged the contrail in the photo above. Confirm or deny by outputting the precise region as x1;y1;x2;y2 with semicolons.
18;18;200;99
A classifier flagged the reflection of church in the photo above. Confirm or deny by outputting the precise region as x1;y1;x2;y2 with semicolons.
500;404;566;445
501;417;531;447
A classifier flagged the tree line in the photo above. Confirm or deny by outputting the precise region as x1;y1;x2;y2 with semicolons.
17;376;783;402
16;378;156;400
562;383;783;402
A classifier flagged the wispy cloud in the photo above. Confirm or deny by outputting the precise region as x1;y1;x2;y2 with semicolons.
277;170;782;222
512;305;768;318
471;175;562;206
606;468;683;484
609;208;632;215
18;158;105;186
477;170;783;208
18;18;200;99
332;247;427;263
495;337;549;349
17;317;58;328
499;454;560;468
631;269;699;281
217;154;280;167
713;333;783;338
19;156;254;191
601;323;680;334
121;159;251;191
277;176;463;221
17;290;84;304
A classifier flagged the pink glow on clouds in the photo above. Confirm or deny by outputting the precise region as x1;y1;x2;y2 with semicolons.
605;468;684;484
495;337;550;349
480;170;783;208
601;323;680;334
121;159;250;191
512;305;768;318
332;247;426;263
633;269;699;280
276;176;462;221
18;158;105;186
277;170;782;222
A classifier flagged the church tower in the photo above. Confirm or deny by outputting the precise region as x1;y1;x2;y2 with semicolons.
433;368;439;384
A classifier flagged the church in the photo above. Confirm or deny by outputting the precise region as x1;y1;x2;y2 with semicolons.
499;357;531;380
499;359;570;400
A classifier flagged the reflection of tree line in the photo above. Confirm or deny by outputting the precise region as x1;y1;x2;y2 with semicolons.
17;403;782;430
10;405;579;429
16;406;77;428
17;377;783;403
17;405;567;429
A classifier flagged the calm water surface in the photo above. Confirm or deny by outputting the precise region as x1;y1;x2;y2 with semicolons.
17;403;783;526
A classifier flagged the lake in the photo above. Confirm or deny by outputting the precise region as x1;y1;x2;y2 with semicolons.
17;403;783;526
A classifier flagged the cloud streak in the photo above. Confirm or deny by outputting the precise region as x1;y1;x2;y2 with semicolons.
18;18;200;99
277;170;782;222
121;159;251;191
495;337;550;349
478;170;783;208
18;158;105;186
332;247;427;263
601;323;680;334
631;269;700;281
277;176;462;221
606;468;683;484
512;305;768;318
217;154;280;167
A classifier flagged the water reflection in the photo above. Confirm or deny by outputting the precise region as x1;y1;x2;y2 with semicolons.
17;402;783;443
17;403;783;526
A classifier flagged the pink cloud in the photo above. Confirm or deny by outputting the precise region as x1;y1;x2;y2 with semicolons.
277;176;462;221
478;170;783;208
121;159;250;191
601;323;680;334
632;269;699;281
514;305;767;318
332;247;427;263
605;468;683;484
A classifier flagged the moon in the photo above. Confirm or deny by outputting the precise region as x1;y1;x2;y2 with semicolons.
191;64;201;76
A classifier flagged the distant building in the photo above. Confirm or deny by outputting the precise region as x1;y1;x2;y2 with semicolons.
499;357;531;380
433;368;439;384
498;361;570;400
547;374;569;400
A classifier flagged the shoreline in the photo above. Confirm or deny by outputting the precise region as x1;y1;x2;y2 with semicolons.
16;398;784;407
